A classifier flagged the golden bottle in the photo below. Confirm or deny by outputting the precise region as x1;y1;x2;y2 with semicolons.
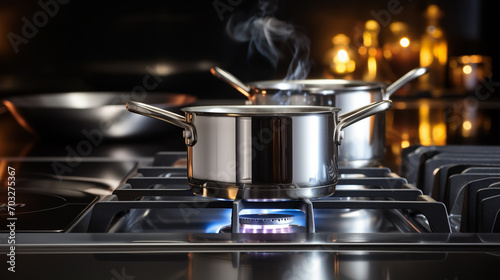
323;34;357;79
419;4;448;90
355;20;395;83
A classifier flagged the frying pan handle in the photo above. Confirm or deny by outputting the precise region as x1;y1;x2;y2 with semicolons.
335;100;392;145
126;101;197;146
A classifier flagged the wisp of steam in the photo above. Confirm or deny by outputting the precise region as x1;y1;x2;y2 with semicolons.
226;0;311;81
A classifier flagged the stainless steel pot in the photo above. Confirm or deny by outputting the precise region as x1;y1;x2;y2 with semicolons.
126;100;392;200
212;67;428;167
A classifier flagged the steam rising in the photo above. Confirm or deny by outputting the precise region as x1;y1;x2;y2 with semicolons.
226;0;311;80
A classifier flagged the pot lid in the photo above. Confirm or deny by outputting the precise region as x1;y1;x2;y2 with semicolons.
247;79;386;94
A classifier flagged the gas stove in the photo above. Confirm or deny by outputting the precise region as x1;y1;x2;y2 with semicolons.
2;147;500;279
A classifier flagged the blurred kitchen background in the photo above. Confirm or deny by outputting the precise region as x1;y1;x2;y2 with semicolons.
0;0;498;163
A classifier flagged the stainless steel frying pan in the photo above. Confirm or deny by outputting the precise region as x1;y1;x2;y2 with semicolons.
2;92;197;139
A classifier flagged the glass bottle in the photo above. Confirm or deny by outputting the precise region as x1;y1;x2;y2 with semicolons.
355;20;395;83
323;34;357;79
383;22;420;78
419;4;448;90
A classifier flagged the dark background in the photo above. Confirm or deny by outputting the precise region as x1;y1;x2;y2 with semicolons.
0;0;497;161
0;0;494;99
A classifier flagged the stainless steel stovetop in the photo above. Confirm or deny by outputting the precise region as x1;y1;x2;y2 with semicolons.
1;147;500;279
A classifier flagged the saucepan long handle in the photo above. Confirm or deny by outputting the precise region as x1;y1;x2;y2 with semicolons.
211;67;252;100
335;100;392;144
126;101;197;146
384;67;429;100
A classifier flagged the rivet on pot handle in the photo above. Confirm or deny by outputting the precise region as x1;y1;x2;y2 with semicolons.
126;101;197;146
335;100;392;145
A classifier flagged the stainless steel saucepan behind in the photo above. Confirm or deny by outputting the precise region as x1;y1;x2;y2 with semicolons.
211;67;428;167
126;100;392;200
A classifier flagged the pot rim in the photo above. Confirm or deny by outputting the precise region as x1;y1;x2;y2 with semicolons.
247;79;387;93
3;92;196;109
181;105;341;116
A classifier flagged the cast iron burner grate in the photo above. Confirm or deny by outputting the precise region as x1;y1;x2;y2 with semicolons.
78;151;452;234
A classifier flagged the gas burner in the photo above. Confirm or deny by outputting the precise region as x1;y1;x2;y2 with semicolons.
240;214;293;233
219;213;305;234
240;213;293;224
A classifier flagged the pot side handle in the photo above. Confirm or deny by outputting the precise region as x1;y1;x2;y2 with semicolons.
126;101;197;146
335;100;392;144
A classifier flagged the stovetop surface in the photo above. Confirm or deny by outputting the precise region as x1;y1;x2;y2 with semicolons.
4;231;500;280
4;248;500;280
